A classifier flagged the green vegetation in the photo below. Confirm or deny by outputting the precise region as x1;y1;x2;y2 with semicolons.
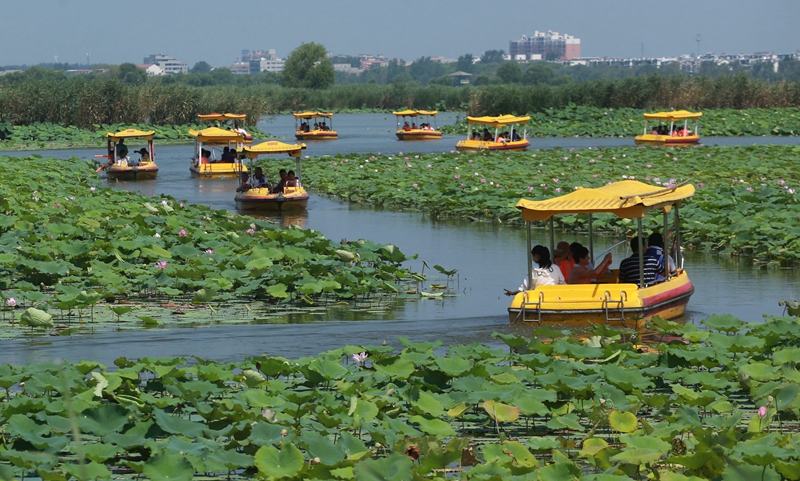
282;43;335;90
1;315;799;480
0;155;422;324
0;122;269;150
440;105;800;137
297;144;800;265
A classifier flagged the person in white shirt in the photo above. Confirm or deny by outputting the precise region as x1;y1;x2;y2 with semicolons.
504;245;566;295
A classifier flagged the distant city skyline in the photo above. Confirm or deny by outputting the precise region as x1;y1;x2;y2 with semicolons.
2;0;797;67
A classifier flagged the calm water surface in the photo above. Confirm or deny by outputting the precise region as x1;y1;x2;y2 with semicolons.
2;115;799;365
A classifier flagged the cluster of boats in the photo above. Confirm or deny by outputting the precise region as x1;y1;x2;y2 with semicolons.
100;110;699;327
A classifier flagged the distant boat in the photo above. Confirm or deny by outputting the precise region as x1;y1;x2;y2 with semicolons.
455;115;531;151
635;110;702;145
393;110;442;140
293;111;338;140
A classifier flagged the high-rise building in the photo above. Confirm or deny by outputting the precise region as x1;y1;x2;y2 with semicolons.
509;31;581;61
142;54;188;74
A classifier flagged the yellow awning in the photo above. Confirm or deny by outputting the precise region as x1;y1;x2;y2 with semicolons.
106;129;155;141
392;110;438;117
243;141;307;159
188;127;245;143
293;111;334;119
197;113;247;121
467;115;531;127
516;180;695;221
643;110;702;121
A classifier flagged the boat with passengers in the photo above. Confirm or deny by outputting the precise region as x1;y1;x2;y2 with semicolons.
455;115;531;151
393;110;442;140
188;127;249;178
197;112;254;140
102;129;159;180
294;112;338;140
507;179;695;329
234;141;309;211
634;110;702;145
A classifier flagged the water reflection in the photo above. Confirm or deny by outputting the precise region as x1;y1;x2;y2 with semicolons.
248;210;309;229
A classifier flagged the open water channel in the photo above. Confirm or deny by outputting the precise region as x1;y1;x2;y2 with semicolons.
2;113;800;365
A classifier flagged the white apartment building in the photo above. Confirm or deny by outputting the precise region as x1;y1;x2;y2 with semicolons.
142;54;188;75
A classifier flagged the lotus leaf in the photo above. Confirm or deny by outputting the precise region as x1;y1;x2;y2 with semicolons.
372;357;415;380
483;400;520;423
61;461;112;481
609;410;638;433
352;453;412;481
301;432;345;465
254;443;305;479
153;408;207;438
406;415;456;437
142;452;194;481
19;308;54;328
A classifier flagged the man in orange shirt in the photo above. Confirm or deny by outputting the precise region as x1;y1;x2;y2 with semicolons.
553;241;575;281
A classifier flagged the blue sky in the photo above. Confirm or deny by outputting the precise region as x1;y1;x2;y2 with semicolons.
2;0;798;67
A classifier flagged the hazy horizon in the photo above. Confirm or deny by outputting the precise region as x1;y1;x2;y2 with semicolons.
2;0;797;68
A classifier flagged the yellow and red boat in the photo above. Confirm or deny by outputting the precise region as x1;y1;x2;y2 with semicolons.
104;129;159;180
508;180;695;329
235;141;308;211
188;127;249;178
635;110;702;145
393;110;442;140
294;112;338;140
197;113;254;140
455;115;530;151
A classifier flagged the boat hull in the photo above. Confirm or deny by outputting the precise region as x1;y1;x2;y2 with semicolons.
235;186;309;211
296;130;338;140
456;139;530;152
635;134;700;145
106;163;159;180
396;130;442;140
507;270;693;329
190;162;247;178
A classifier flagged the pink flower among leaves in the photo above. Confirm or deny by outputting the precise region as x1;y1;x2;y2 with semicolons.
480;178;486;183
758;406;767;419
246;228;255;235
6;298;16;307
352;352;368;363
90;187;96;191
54;202;61;208
697;182;704;188
179;229;187;237
205;249;215;254
153;232;161;238
527;186;534;191
412;183;418;188
454;174;461;179
156;261;168;269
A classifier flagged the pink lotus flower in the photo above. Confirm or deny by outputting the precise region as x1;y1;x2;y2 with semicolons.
156;261;168;269
555;187;562;192
406;162;412;167
454;174;461;179
697;182;704;188
161;200;168;205
758;406;767;419
154;233;161;238
527;186;534;191
179;203;184;208
480;178;486;183
6;298;16;307
32;196;40;201
352;352;368;363
427;164;432;168
179;229;187;237
54;202;61;208
593;174;599;178
412;183;419;188
90;187;96;191
646;164;653;168
552;178;559;183
246;228;255;234
205;249;215;254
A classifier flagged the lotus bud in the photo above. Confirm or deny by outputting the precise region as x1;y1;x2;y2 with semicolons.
281;429;288;437
758;406;767;419
767;396;774;405
375;443;383;449
6;298;16;307
312;457;320;464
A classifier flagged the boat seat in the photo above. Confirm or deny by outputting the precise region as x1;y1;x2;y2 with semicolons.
595;269;619;284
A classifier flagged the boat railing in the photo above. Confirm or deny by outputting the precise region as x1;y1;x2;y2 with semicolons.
603;290;629;327
515;290;545;325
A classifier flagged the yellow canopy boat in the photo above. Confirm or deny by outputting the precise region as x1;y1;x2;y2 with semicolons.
393;110;442;140
456;115;530;151
188;127;249;178
103;129;158;180
635;110;702;145
197;113;253;140
508;180;695;329
294;111;338;140
235;141;309;212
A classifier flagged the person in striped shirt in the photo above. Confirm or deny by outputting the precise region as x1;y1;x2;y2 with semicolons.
619;236;660;286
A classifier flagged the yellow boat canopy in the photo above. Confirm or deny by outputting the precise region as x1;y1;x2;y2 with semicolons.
243;141;307;159
643;110;702;121
467;115;531;127
188;127;245;143
393;110;438;117
197;113;247;122
293;111;334;119
106;129;155;141
516;180;695;221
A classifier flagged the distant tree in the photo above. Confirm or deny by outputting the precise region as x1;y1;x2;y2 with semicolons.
118;62;146;85
185;73;214;87
428;75;452;86
409;56;445;85
480;50;505;64
778;58;800;82
545;51;560;61
522;62;554;85
210;67;236;85
456;54;474;73
390;72;415;85
473;74;490;86
386;59;406;83
659;62;684;76
282;43;334;89
496;62;522;84
190;61;212;74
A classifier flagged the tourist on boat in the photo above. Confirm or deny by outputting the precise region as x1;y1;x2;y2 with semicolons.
619;237;660;286
568;246;613;284
403;122;411;131
252;167;269;188
234;122;252;140
117;139;129;161
511;130;521;141
286;170;299;186
236;173;250;192
220;147;234;163
482;128;492;141
130;148;148;166
504;244;565;295
645;232;678;280
411;123;417;130
553;241;575;279
271;169;288;193
471;132;481;140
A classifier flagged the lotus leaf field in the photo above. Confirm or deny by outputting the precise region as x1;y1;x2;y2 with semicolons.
0;155;423;337
0;123;267;150
298;143;800;265
440;106;800;138
2;315;800;480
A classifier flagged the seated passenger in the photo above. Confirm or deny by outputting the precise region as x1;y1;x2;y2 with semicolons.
220;147;234;163
251;167;269;188
201;149;211;164
553;241;575;280
411;123;417;130
644;232;678;280
619;236;660;286
285;170;299;187
503;245;566;295
403;122;411;132
482;128;492;141
511;130;521;141
271;169;288;193
236;173;250;192
130;148;149;166
569;246;613;284
471;132;481;140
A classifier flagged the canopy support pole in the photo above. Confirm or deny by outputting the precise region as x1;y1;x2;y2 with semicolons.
663;210;670;280
526;221;533;290
296;156;302;183
548;218;555;255
637;219;644;287
588;214;594;262
675;205;682;269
